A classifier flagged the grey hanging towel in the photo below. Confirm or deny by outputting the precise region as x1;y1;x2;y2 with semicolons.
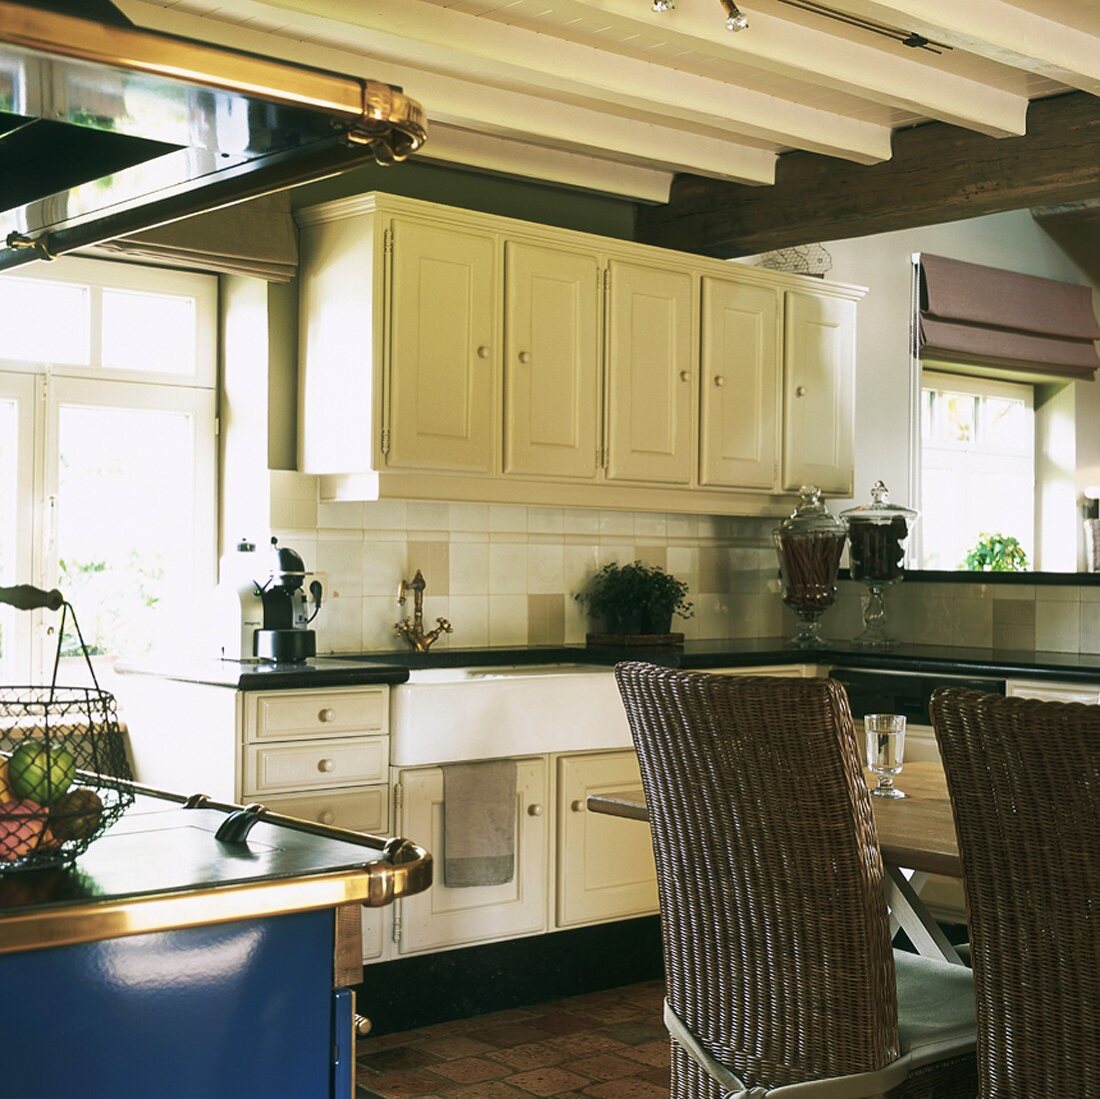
442;759;517;887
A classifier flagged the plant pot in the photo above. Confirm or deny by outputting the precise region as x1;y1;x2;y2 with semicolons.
604;608;643;635
640;608;674;635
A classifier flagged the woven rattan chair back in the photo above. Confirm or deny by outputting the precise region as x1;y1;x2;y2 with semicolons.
930;687;1100;1097
614;664;900;1097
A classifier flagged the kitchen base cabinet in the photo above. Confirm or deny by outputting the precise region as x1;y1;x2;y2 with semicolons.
394;758;549;955
556;750;657;927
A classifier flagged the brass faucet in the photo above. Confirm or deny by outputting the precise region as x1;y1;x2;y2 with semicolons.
395;569;453;652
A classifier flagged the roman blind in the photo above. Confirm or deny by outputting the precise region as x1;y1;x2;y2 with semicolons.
91;192;298;282
918;253;1100;381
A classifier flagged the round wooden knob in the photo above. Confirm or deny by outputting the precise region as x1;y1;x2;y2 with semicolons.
318;809;336;825
571;799;585;812
527;804;543;816
714;375;726;387
477;345;491;359
319;707;336;723
679;370;690;382
518;351;531;364
796;385;807;397
318;758;336;773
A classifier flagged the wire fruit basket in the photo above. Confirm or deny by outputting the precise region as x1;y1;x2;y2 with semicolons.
0;585;135;872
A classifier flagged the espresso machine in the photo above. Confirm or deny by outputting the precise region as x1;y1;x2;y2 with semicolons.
216;537;323;662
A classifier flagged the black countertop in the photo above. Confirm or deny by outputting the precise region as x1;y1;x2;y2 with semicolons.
119;641;1100;687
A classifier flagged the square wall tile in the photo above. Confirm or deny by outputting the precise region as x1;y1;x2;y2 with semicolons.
563;508;600;536
449;502;489;532
528;507;564;535
489;543;528;594
490;504;527;533
406;541;450;595
363;539;408;598
405;501;451;531
363;500;407;531
362;596;403;652
1036;599;1081;652
316;535;365;598
528;594;565;645
315;593;363;653
528;545;564;594
448;595;489;647
489;595;528;646
599;511;634;537
635;546;667;572
317;499;364;530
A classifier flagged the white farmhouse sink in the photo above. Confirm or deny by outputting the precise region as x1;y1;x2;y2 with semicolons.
389;664;633;765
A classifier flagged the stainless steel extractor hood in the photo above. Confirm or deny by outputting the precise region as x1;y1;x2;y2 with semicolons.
0;0;427;270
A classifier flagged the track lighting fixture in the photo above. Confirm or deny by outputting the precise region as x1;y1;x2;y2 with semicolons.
719;0;749;31
651;0;675;10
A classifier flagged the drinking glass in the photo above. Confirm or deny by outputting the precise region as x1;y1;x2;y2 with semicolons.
865;713;907;798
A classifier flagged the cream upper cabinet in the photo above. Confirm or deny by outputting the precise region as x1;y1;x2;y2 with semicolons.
503;241;600;480
782;290;856;495
605;260;694;485
700;277;780;490
386;218;496;473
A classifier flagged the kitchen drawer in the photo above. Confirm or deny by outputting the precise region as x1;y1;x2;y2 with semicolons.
244;737;389;795
245;687;388;743
256;784;389;833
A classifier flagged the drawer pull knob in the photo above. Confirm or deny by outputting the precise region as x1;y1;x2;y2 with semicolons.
796;385;807;397
319;707;336;723
318;758;336;773
571;799;585;812
714;375;726;387
518;351;531;364
679;370;690;382
477;345;491;359
527;803;543;817
318;809;336;825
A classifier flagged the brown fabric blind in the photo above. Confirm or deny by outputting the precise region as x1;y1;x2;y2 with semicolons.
91;192;298;282
918;253;1100;381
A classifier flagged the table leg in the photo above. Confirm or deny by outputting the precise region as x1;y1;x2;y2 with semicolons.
884;865;965;966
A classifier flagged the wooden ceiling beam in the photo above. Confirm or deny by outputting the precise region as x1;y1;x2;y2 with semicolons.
636;92;1100;258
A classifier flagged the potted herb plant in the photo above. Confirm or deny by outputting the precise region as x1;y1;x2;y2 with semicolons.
575;561;694;637
963;533;1029;573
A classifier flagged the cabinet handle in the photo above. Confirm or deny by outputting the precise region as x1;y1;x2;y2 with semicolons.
318;809;336;825
318;707;336;723
714;375;726;387
679;370;691;382
477;345;491;359
796;385;807;397
518;351;531;364
571;799;585;812
527;803;544;817
317;758;336;773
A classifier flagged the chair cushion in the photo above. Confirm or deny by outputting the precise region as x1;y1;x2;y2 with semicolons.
894;949;976;1068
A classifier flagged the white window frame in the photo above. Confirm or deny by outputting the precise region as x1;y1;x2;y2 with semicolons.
0;256;217;681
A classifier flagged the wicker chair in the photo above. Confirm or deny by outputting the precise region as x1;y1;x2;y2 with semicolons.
615;664;977;1099
930;687;1100;1097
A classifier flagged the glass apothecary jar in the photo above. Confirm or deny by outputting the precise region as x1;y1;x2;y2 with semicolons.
840;481;918;648
773;485;847;648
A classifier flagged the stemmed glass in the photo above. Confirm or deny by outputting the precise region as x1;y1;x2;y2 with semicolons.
865;713;907;798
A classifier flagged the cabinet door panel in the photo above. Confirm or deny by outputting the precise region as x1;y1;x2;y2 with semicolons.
396;759;548;954
606;261;693;485
557;751;657;927
387;219;495;472
782;291;855;494
700;278;779;489
504;242;600;479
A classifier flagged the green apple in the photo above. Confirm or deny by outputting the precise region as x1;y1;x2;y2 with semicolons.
9;740;76;806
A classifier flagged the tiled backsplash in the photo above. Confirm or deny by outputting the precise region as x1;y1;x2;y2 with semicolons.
270;473;1099;656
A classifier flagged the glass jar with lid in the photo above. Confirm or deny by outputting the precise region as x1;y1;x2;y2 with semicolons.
773;485;847;648
840;481;918;648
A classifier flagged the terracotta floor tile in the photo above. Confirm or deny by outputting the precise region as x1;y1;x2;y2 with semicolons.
599;1022;666;1047
487;1040;570;1071
417;1035;498;1060
569;1053;647;1082
618;1040;671;1068
532;1012;602;1035
358;1068;458;1097
450;1082;533;1098
359;1046;444;1075
477;1022;555;1048
427;1056;514;1084
547;1032;628;1057
504;1066;593;1096
636;1067;670;1087
581;1079;669;1098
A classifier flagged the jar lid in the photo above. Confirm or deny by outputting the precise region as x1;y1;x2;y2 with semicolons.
840;481;918;525
776;485;846;536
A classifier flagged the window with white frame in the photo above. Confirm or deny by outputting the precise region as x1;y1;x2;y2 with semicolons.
0;257;216;682
919;371;1034;570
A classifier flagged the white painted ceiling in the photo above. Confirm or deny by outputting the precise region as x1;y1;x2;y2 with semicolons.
121;0;1100;202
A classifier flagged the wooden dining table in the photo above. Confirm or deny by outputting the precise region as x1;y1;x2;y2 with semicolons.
587;759;967;966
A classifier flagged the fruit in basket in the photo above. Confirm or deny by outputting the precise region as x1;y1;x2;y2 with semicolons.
0;757;10;801
9;740;76;805
49;788;104;841
0;799;46;860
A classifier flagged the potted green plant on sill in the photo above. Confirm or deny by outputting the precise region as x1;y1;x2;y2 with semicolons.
963;533;1029;573
575;561;694;639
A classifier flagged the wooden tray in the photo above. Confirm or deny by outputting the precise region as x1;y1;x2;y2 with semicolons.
586;633;685;647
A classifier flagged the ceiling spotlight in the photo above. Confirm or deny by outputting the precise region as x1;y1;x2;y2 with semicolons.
652;0;675;10
719;0;749;30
